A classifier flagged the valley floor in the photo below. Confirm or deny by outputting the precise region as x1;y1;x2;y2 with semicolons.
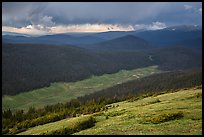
18;87;202;135
3;65;160;112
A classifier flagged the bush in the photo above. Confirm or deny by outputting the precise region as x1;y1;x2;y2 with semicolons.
147;98;161;105
106;109;126;117
7;126;26;135
41;116;96;135
146;111;184;124
196;93;202;98
2;128;9;134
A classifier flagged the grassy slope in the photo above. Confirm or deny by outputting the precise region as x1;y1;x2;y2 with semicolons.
3;65;160;112
17;115;92;135
18;87;202;135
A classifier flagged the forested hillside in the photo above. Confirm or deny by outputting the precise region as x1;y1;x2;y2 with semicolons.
3;66;160;111
2;42;201;96
86;35;151;51
2;43;154;95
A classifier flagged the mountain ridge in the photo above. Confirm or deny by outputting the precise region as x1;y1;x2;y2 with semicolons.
86;35;151;51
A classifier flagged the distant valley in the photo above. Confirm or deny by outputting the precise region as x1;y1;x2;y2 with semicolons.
2;25;202;96
2;25;202;135
2;2;202;135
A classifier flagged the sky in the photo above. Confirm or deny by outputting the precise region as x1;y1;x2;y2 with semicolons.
2;2;202;35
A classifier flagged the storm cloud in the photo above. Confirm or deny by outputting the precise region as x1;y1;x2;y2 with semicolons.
2;2;202;34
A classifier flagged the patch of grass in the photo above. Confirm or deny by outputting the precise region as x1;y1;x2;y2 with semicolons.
181;92;202;101
40;116;96;135
144;111;184;124
105;109;126;117
195;93;202;98
146;98;161;105
17;115;95;135
74;88;202;135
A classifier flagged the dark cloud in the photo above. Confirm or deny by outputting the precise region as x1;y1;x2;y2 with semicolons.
2;2;48;28
150;2;202;26
2;2;202;28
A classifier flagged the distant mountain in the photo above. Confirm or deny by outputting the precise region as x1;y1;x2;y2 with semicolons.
163;25;202;31
3;25;202;49
145;46;202;70
2;31;32;37
82;25;202;49
73;35;106;45
86;35;151;51
89;31;135;40
2;35;34;44
2;34;105;46
174;37;202;49
132;25;202;47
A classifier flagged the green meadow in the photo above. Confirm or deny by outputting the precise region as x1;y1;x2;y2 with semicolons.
3;65;161;112
18;87;202;135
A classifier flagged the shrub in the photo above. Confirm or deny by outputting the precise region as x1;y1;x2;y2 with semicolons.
196;93;202;98
2;128;9;134
148;98;161;104
106;109;126;117
146;111;184;124
41;116;96;135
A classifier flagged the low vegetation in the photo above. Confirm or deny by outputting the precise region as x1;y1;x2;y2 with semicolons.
17;115;96;135
144;111;184;124
17;87;202;135
40;116;96;135
74;88;202;135
2;69;201;135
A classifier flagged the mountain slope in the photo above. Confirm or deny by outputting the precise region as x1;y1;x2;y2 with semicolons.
3;68;202;135
3;66;160;111
2;42;202;96
17;87;202;135
3;25;202;49
2;43;155;96
87;35;151;51
2;43;116;95
133;25;202;47
174;37;202;49
2;34;105;45
75;88;202;135
145;46;202;70
88;31;135;40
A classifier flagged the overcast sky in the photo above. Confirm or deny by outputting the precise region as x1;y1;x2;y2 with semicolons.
2;2;202;34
